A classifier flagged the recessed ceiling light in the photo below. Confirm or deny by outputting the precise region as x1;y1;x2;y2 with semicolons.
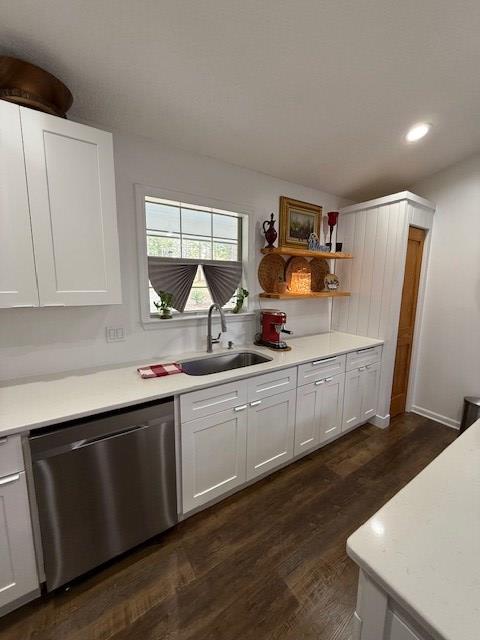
406;122;431;142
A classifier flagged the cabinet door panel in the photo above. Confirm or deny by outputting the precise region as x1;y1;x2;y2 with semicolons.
0;101;38;308
295;383;321;455
181;408;247;513
343;368;363;431
0;472;38;608
320;374;345;442
21;108;121;305
362;362;380;421
247;389;296;479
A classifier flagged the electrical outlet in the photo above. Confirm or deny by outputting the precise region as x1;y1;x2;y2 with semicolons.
105;327;126;343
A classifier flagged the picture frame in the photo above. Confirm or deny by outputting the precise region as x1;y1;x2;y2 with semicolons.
279;196;323;249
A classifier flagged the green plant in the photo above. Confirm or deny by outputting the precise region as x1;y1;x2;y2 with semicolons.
232;287;249;314
154;290;174;318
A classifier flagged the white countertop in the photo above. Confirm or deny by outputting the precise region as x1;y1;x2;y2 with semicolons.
347;420;480;640
0;331;382;436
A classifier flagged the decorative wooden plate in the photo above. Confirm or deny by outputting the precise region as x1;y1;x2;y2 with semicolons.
310;257;329;291
258;253;285;293
284;256;310;289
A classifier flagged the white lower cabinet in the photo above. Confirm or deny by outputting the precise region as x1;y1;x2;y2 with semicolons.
343;362;380;431
295;374;345;455
0;471;39;610
246;389;296;480
181;407;247;513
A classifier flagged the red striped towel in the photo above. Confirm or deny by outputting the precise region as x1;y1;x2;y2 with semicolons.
137;363;183;378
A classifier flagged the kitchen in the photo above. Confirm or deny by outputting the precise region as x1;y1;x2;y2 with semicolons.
1;3;480;640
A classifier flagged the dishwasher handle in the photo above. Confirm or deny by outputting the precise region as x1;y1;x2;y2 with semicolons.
72;424;150;450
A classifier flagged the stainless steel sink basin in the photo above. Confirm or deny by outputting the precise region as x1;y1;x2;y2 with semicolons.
181;351;272;376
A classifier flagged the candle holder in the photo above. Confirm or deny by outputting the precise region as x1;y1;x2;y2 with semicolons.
327;211;339;252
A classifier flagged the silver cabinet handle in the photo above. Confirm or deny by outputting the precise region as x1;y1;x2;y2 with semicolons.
325;377;333;382
234;404;247;412
0;438;8;446
357;347;375;353
0;473;20;486
250;400;262;407
312;357;336;365
12;304;36;308
358;366;366;371
315;379;325;385
42;303;66;307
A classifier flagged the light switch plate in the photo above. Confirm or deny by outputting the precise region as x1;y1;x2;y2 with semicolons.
106;326;126;342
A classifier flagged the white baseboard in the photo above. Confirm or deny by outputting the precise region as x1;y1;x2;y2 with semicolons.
410;405;460;430
370;413;390;429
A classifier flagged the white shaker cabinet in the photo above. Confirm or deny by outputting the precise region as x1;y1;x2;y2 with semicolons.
0;101;38;308
343;363;380;431
21;108;121;305
246;389;296;480
295;374;345;456
361;362;381;422
181;405;248;513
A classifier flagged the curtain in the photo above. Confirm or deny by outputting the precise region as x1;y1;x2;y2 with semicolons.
148;257;243;311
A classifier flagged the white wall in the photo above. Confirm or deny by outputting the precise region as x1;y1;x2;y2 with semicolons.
0;128;349;381
410;154;480;427
332;193;435;427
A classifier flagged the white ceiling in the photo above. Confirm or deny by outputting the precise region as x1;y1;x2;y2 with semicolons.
2;1;480;200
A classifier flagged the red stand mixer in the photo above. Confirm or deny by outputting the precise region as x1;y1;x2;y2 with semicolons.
255;309;292;350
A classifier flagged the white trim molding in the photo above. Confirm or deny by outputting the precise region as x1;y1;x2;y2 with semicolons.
341;191;435;215
410;405;460;430
370;414;390;429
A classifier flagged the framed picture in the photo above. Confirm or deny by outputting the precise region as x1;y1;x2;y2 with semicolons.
279;196;322;249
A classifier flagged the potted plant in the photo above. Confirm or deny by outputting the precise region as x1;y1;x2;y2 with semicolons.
154;291;174;319
232;287;249;314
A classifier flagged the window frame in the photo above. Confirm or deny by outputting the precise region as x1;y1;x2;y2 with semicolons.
135;184;254;328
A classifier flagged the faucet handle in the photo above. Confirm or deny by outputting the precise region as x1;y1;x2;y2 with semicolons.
212;332;221;344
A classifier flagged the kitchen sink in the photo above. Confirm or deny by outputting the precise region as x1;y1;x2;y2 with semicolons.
181;351;272;376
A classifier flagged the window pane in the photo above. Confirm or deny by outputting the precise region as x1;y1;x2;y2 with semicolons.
146;202;180;233
147;235;181;258
213;214;238;239
181;208;211;236
185;287;213;311
213;241;238;261
182;238;212;260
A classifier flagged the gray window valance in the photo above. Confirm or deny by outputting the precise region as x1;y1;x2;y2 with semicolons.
148;257;242;312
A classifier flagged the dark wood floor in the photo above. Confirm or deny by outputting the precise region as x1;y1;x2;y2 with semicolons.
0;414;455;640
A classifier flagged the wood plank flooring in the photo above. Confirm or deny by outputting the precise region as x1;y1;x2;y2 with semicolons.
0;414;456;640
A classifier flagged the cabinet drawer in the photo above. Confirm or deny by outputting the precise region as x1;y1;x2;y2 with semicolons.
346;345;382;371
0;434;24;476
247;367;297;402
298;355;346;385
181;381;247;422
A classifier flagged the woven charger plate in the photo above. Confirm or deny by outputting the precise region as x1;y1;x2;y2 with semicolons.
258;253;286;293
310;257;329;291
285;256;310;289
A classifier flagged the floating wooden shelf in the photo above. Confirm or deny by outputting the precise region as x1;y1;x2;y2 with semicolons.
260;247;353;259
259;291;351;300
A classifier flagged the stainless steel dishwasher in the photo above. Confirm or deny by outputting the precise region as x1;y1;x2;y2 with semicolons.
29;398;177;591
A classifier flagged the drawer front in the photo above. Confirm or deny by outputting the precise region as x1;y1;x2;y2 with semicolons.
247;367;297;402
181;380;248;422
298;355;346;385
346;345;382;371
0;434;24;476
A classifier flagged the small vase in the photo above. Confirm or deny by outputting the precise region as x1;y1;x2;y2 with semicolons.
160;310;172;319
262;213;277;248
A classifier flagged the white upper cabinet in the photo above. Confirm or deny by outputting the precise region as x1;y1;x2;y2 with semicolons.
0;101;38;308
21;108;121;305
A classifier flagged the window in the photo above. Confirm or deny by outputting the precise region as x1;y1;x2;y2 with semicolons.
144;197;244;314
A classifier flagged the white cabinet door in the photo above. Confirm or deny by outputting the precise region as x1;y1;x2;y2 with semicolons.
246;389;296;480
0;101;38;308
343;368;363;431
295;382;321;455
181;407;247;513
21;108;121;306
0;471;38;609
320;374;345;443
361;362;380;421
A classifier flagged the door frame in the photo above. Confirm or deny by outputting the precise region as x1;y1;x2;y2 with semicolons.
404;224;432;413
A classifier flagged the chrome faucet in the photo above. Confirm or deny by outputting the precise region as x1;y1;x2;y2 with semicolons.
207;303;227;353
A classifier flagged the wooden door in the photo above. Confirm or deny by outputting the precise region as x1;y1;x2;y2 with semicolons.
20;107;122;306
0;472;39;608
0;101;39;308
181;407;247;513
390;227;425;417
246;389;296;480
